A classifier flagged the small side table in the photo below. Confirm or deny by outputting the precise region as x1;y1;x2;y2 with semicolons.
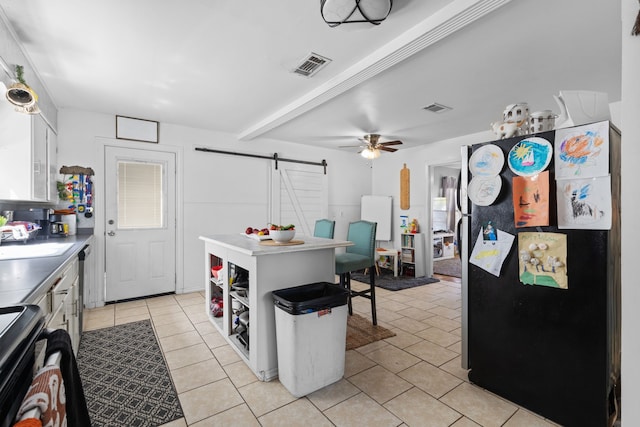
376;248;399;277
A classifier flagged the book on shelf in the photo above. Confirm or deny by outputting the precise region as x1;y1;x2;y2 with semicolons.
401;248;414;262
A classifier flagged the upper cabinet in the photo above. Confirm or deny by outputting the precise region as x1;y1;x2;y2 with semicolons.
0;97;57;202
48;125;58;202
32;113;48;201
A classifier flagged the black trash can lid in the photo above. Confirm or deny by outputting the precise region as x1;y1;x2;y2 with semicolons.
272;282;348;315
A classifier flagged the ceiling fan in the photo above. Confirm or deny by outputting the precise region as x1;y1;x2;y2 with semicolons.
342;134;403;159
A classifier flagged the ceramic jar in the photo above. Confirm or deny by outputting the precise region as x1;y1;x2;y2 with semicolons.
529;110;557;134
502;103;530;136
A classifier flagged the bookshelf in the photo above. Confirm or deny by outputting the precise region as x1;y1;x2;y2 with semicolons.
400;233;425;277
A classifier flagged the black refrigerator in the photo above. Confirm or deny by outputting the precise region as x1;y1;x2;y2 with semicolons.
460;121;621;427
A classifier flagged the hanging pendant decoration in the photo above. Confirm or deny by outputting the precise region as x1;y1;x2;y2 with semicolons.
6;65;40;114
400;163;410;210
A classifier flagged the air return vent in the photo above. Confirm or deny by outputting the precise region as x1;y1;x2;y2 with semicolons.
292;53;331;77
423;103;452;113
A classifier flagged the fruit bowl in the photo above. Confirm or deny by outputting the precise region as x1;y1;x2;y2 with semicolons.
270;229;295;243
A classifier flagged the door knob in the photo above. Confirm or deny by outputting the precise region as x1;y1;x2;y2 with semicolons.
107;231;116;236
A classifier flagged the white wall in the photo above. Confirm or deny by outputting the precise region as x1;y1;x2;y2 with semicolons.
371;130;494;273
621;0;639;423
56;108;372;301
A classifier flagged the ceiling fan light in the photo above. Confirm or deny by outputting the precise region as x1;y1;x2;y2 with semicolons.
361;147;381;159
321;0;392;27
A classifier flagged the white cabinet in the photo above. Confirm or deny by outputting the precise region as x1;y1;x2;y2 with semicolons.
32;114;48;200
401;233;425;277
33;258;81;354
433;232;456;260
0;102;55;201
48;126;58;202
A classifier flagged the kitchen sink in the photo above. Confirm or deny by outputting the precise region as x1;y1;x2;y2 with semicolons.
0;242;75;261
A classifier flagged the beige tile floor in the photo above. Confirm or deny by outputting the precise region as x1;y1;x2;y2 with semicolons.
83;275;560;427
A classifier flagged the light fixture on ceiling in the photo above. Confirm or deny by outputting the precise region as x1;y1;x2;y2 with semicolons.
361;147;381;159
5;65;40;114
321;0;392;27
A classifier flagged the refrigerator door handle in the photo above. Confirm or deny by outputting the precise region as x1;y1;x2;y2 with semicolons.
460;145;470;370
456;217;463;256
456;170;462;212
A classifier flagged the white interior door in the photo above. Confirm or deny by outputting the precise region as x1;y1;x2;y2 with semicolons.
271;162;328;236
105;146;176;301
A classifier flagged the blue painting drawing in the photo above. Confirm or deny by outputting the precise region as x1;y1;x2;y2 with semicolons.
508;137;553;177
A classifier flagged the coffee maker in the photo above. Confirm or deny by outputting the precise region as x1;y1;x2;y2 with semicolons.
13;208;66;239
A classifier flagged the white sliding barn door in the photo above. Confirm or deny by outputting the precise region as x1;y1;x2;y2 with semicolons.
271;162;328;236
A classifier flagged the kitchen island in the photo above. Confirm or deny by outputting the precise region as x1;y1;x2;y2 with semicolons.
199;234;351;381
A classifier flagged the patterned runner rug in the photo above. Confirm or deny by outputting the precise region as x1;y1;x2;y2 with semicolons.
76;320;183;426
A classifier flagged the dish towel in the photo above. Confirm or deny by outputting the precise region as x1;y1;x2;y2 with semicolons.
44;330;91;427
14;365;66;427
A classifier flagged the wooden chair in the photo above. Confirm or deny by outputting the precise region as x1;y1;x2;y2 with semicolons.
335;220;377;325
313;219;335;239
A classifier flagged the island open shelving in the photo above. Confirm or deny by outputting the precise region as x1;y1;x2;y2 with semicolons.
200;234;351;381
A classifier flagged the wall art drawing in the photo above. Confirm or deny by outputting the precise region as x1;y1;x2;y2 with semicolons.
470;228;515;277
518;232;568;289
512;171;549;228
557;175;612;230
507;137;552;177
554;121;609;179
468;175;502;206
469;144;504;176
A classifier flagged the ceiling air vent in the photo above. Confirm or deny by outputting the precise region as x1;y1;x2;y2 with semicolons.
423;103;452;113
292;53;331;77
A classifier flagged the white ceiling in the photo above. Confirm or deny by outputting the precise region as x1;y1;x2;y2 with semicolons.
0;0;621;153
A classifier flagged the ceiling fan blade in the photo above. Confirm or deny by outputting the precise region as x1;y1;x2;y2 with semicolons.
338;144;365;148
379;140;403;146
379;146;398;152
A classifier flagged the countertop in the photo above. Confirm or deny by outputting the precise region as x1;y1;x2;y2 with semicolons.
199;234;352;255
0;234;94;306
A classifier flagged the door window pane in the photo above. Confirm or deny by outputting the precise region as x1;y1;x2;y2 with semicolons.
117;161;164;228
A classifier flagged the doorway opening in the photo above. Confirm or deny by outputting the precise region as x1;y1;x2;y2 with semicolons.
429;161;462;279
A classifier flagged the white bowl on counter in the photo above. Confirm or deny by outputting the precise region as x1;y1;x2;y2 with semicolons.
270;229;295;243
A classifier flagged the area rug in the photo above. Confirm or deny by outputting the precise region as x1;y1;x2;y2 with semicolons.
433;256;462;278
346;313;396;350
76;320;183;426
349;269;439;291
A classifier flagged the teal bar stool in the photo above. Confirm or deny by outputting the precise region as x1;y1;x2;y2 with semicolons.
335;220;377;325
314;219;335;238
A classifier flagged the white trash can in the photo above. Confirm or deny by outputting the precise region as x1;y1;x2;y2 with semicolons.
272;282;349;397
